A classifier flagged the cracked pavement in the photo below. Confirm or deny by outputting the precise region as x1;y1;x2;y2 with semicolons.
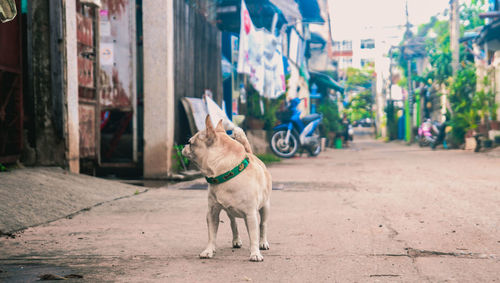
1;133;499;282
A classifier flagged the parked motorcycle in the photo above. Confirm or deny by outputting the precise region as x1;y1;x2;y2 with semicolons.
270;98;322;158
418;119;446;149
418;119;435;147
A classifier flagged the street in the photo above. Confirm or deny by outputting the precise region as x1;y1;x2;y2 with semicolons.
1;133;500;282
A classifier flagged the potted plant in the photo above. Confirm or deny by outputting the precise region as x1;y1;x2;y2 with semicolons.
246;89;265;130
318;98;341;147
262;94;285;130
495;135;500;145
483;139;493;148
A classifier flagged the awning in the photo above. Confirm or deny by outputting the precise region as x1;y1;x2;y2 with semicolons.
459;31;479;43
269;0;302;24
216;0;288;33
296;0;324;24
476;19;500;51
309;71;344;93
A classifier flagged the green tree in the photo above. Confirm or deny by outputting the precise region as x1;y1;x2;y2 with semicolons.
344;67;374;122
448;64;477;144
391;0;488;145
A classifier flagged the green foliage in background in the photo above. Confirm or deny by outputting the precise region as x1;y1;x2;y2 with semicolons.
385;102;399;141
246;87;285;131
390;0;489;145
256;153;281;165
263;94;285;131
344;67;374;122
318;98;341;136
173;144;190;172
247;88;265;119
448;64;477;144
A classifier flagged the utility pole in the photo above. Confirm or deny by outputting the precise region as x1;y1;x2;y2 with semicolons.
450;0;460;75
404;0;413;143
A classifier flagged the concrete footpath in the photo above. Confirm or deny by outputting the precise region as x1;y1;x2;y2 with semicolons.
1;137;500;282
0;167;145;235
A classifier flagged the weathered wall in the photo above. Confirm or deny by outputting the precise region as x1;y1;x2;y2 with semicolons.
23;0;66;166
173;0;222;145
142;0;222;178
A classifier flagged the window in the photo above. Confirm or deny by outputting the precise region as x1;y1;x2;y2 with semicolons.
332;41;341;51
342;57;352;68
361;39;375;49
361;58;374;67
342;40;352;51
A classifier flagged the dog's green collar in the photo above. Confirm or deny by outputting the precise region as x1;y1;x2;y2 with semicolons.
205;156;249;185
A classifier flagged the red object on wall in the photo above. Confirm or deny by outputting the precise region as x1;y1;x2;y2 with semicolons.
78;57;94;88
76;13;93;47
77;2;98;159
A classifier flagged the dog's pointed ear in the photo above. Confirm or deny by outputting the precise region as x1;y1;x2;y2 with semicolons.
215;119;225;133
205;115;216;141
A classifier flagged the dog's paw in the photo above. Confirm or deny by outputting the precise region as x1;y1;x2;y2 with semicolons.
259;241;269;250
232;238;243;248
199;249;215;259
249;252;264;262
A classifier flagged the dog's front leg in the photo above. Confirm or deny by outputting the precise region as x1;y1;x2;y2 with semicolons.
228;213;242;248
244;212;263;262
200;202;221;259
259;201;270;250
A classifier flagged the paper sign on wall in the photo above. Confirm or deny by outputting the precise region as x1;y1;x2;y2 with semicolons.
100;43;114;66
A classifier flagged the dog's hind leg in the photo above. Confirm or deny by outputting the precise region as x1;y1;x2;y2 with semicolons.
259;201;270;250
227;213;243;248
244;212;264;262
200;202;221;259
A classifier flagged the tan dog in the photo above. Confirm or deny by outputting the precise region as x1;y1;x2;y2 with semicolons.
182;115;272;262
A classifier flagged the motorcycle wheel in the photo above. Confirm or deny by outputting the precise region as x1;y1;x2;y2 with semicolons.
419;137;425;147
307;129;321;157
270;130;299;158
307;143;321;157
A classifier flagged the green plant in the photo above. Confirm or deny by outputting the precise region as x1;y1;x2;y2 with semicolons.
173;144;189;171
385;102;399;140
256;153;281;165
494;135;500;144
0;163;6;172
344;67;375;122
262;94;285;130
318;98;341;136
448;64;478;144
481;76;498;122
483;139;493;148
247;88;265;120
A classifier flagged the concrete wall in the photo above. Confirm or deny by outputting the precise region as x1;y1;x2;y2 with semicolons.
63;0;79;173
142;0;175;178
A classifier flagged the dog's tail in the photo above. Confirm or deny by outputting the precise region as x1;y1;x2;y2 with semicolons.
232;127;253;154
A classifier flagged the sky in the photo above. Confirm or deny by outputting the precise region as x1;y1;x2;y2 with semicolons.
328;0;451;40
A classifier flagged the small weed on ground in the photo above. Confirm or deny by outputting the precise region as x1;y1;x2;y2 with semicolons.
256;153;281;165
